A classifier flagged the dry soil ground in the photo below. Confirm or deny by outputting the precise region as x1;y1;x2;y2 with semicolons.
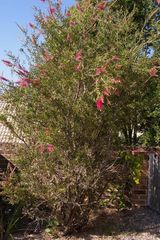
13;207;160;240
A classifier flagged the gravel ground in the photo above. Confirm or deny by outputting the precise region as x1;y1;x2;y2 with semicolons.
13;207;160;240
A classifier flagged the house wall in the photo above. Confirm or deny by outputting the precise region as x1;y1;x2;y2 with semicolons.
0;143;15;159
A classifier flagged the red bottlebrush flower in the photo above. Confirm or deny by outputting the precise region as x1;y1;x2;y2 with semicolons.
103;88;110;96
96;96;104;111
75;50;82;61
97;1;106;11
95;66;105;76
17;80;29;88
0;76;9;81
17;77;31;88
49;7;56;15
149;67;158;77
75;63;81;72
66;10;71;17
77;3;82;12
47;144;54;153
29;22;35;28
111;55;120;62
2;60;13;67
157;0;160;4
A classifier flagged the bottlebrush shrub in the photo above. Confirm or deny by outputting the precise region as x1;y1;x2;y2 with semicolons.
1;0;160;235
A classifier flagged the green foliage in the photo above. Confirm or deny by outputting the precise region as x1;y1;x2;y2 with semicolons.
4;203;22;240
119;152;143;184
100;184;126;210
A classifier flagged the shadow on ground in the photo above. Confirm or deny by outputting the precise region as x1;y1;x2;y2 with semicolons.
13;207;160;239
73;207;160;239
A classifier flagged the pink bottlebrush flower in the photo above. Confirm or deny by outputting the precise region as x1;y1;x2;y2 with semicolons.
66;10;71;17
17;80;29;88
31;36;37;45
43;51;53;61
95;66;105;76
110;78;122;84
75;63;81;72
77;3;82;12
103;88;110;97
75;50;82;61
157;0;160;4
14;69;27;76
17;77;31;88
111;55;120;62
114;89;120;96
94;78;100;84
149;67;158;77
2;60;13;67
0;76;9;81
69;20;76;27
21;77;31;83
66;33;72;42
97;1;107;11
29;22;35;29
18;65;29;75
45;128;49;135
38;144;45;153
47;144;54;153
107;98;111;106
115;64;122;70
109;86;115;91
40;69;47;75
49;7;56;15
96;96;104;111
40;0;46;2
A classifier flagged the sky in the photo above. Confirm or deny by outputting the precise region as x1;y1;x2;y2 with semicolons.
0;0;75;80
